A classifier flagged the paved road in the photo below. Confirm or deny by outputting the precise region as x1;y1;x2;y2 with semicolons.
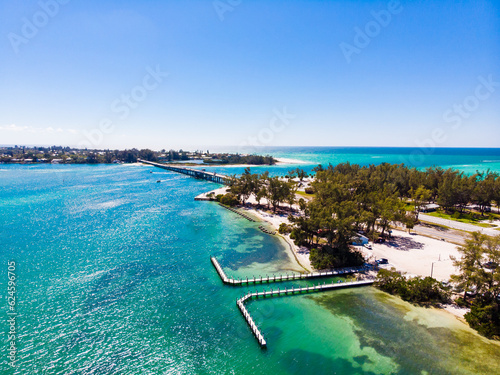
418;213;499;236
412;224;466;245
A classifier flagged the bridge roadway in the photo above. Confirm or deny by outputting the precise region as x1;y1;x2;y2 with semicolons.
138;159;231;184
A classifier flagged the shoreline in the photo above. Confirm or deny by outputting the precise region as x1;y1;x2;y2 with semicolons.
241;206;313;272
196;186;475;323
195;186;313;272
274;157;310;165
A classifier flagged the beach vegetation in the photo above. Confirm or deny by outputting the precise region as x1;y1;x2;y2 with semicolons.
278;223;292;234
465;296;500;339
284;163;500;251
296;168;308;181
411;185;432;219
219;193;239;207
309;245;364;269
203;154;276;165
451;232;500;339
375;269;451;306
227;170;298;212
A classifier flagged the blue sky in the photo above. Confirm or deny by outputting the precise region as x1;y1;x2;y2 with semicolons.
0;0;499;150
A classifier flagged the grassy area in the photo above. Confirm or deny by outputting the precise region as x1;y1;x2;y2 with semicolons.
296;190;315;200
403;202;415;211
425;209;497;228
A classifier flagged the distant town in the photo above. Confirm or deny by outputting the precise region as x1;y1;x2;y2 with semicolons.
0;146;276;165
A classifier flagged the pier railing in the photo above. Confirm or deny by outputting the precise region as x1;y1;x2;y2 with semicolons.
211;256;367;286
218;203;256;222
236;279;374;347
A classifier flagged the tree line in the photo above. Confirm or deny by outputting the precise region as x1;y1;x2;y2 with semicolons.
220;167;303;212
224;162;500;338
289;163;500;250
223;162;500;270
375;269;451;306
451;232;500;339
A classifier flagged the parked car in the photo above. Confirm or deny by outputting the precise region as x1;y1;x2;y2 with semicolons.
364;243;372;250
465;287;477;297
484;261;498;270
376;258;388;265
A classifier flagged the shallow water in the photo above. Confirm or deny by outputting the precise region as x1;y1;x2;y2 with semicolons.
1;163;499;374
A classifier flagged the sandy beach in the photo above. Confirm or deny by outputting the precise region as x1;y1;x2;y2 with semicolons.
197;186;466;281
357;229;462;282
197;185;473;320
240;206;313;272
275;157;310;165
195;186;313;271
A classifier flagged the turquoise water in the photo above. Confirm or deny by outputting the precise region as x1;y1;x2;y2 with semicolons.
206;147;500;176
1;157;500;374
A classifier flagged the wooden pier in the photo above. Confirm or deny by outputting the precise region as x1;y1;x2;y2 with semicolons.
218;203;256;222
237;279;374;347
211;256;367;286
258;225;275;235
138;159;231;185
237;299;267;347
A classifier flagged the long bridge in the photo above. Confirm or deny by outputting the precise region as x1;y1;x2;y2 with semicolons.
138;159;231;185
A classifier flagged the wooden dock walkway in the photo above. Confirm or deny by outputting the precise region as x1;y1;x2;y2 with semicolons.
218;203;256;222
211;256;367;286
237;299;267;347
237;279;374;347
138;159;231;185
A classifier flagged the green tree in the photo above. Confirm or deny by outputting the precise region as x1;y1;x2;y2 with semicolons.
411;185;432;220
450;232;500;302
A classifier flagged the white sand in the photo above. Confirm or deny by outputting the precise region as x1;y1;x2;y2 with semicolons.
357;230;462;281
199;185;477;322
196;187;312;271
241;206;313;272
275;157;310;165
198;187;468;282
441;304;469;321
200;187;476;321
194;186;228;200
